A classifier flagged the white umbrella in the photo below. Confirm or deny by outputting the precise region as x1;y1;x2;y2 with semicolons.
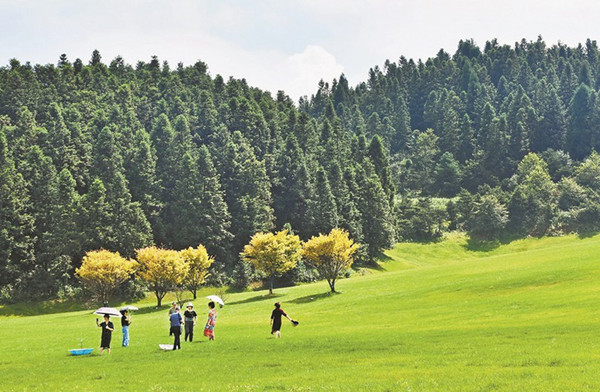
120;305;139;312
206;295;224;306
93;307;122;317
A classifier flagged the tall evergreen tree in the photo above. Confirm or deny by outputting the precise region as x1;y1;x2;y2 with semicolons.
0;129;35;287
567;84;596;160
220;132;275;253
272;135;314;238
368;135;395;205
355;162;395;262
311;167;338;236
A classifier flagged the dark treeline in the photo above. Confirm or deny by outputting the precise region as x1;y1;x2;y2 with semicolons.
0;50;395;300
303;37;600;241
2;37;600;300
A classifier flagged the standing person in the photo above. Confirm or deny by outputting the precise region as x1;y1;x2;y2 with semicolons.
203;301;217;341
183;303;197;342
168;301;177;335
270;302;295;338
169;306;183;350
121;310;132;347
96;314;114;354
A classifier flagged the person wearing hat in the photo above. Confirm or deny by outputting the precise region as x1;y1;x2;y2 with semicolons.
96;314;114;354
168;302;177;335
169;306;183;350
183;303;197;342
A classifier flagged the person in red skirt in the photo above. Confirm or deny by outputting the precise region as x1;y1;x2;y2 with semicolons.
203;301;217;341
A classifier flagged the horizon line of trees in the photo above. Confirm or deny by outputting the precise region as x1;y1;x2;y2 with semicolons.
3;37;600;302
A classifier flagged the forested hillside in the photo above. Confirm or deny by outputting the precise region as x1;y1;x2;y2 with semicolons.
303;37;600;241
2;37;600;300
0;50;396;299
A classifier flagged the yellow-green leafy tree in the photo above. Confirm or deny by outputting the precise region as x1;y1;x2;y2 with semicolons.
302;228;360;292
180;245;214;299
241;229;301;294
136;246;189;307
76;249;138;303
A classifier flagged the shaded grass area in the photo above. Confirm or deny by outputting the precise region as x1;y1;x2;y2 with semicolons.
2;233;600;391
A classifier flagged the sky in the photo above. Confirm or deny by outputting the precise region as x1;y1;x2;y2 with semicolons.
1;0;599;101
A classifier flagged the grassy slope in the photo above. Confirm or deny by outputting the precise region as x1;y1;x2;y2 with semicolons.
2;233;600;391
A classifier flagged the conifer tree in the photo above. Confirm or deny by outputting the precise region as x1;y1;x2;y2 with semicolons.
272;135;314;238
0;130;35;286
531;80;566;152
125;129;162;237
44;168;80;285
170;145;233;263
311;167;338;236
220;132;275;253
355;163;395;262
567;84;595;160
368;135;395;205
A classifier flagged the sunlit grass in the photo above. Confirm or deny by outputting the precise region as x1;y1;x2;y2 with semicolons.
2;233;600;391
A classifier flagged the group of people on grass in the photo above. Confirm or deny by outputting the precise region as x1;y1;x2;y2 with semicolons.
95;302;296;354
167;301;216;350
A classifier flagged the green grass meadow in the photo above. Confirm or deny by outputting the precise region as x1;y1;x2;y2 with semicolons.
2;233;600;391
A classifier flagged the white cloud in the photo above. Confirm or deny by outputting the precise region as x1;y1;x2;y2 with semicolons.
284;45;344;99
199;44;344;102
3;0;600;102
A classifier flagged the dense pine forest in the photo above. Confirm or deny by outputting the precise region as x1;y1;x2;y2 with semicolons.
2;37;600;301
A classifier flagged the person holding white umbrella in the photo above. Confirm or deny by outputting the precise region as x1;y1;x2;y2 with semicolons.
120;310;132;347
203;301;217;341
96;314;114;354
119;305;138;347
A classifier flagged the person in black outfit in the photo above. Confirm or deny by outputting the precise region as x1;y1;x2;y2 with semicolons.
169;306;183;350
270;302;296;338
183;303;197;342
96;314;114;354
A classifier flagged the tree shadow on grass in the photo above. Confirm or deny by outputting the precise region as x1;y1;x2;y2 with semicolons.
464;233;521;252
353;251;388;272
133;296;203;315
577;229;600;239
289;291;340;304
464;238;502;252
227;293;284;306
0;300;90;317
134;304;177;315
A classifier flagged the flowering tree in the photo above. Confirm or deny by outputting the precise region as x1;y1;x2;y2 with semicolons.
136;246;188;307
180;245;214;299
241;229;301;294
76;249;138;303
303;228;359;292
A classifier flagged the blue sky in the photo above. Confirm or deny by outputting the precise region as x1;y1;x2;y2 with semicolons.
1;0;598;100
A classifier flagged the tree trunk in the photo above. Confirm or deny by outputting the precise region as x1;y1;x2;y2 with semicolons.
193;289;197;299
156;291;162;307
269;278;274;295
328;278;336;293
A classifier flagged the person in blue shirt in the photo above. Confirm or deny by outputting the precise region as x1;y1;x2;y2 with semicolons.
169;306;183;350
